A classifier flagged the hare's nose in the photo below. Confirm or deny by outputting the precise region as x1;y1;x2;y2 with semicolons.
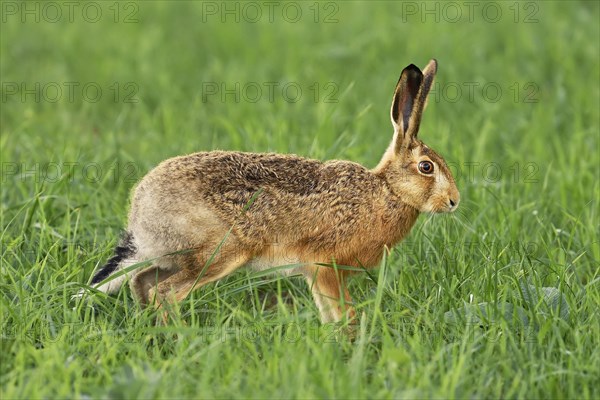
449;197;459;210
448;189;460;211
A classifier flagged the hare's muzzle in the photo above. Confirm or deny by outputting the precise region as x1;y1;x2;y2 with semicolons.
447;190;460;212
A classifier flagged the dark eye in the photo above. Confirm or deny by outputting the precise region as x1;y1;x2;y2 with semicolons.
418;161;434;174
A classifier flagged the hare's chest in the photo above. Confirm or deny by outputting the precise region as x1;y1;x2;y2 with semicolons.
341;229;409;268
343;244;387;269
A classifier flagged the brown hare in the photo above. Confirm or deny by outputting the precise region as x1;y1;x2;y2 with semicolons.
85;59;459;324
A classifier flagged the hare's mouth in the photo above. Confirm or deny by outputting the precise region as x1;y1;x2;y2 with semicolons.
441;201;459;213
421;197;459;213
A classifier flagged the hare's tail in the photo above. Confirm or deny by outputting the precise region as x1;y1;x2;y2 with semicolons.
89;231;138;294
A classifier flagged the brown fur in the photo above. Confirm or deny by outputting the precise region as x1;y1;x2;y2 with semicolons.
88;59;460;325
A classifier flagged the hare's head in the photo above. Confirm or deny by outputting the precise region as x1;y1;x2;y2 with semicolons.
376;60;459;213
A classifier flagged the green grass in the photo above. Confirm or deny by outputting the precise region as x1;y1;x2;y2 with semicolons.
1;1;599;398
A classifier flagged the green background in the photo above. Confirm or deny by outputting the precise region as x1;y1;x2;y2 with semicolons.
1;1;599;398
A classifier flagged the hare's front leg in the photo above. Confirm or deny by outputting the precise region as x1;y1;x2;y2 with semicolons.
306;266;356;324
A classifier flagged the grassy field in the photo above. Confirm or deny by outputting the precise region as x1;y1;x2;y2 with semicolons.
1;1;599;398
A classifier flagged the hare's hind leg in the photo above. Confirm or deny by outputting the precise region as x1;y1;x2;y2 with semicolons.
306;266;356;324
150;243;250;323
130;265;179;306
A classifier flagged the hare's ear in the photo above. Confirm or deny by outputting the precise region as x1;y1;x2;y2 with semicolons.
391;59;437;152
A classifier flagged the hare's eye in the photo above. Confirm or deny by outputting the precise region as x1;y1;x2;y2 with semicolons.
418;161;434;174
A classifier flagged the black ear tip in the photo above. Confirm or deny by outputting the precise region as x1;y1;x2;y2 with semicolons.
403;64;423;74
399;64;423;84
400;64;424;82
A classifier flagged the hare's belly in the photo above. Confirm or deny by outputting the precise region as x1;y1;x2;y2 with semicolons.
245;256;305;276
